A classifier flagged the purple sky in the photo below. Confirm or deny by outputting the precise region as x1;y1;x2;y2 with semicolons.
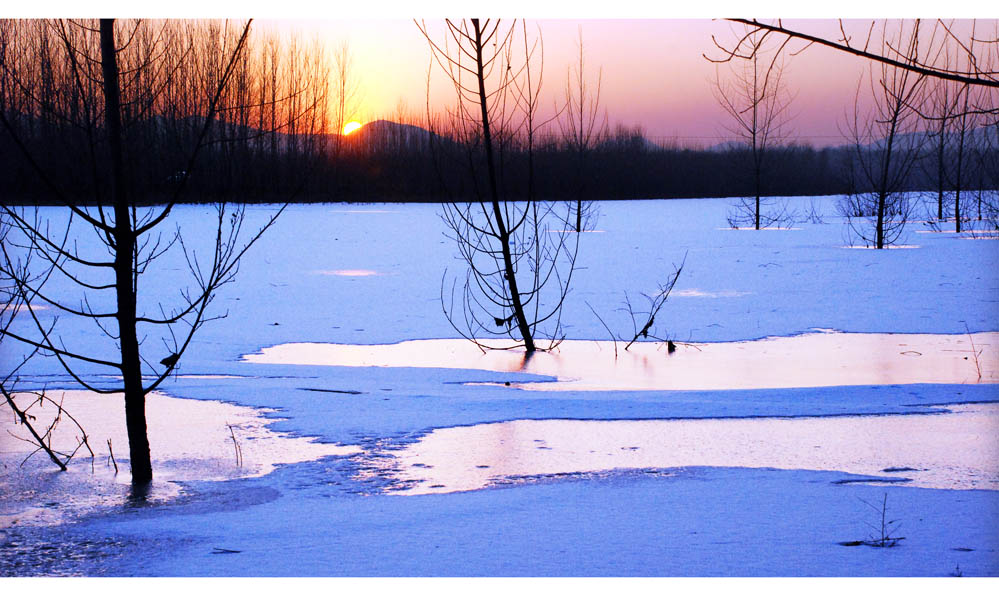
14;5;993;148
265;18;981;148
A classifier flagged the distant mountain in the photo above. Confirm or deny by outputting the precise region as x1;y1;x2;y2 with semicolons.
854;126;998;152
346;119;437;151
705;140;751;152
699;126;998;154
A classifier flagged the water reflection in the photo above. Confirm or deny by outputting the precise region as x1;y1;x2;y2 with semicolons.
314;269;383;277
671;288;752;298
365;403;999;495
0;390;360;528
244;331;998;391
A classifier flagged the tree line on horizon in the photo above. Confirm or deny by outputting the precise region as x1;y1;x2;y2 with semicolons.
1;21;996;209
3;112;997;205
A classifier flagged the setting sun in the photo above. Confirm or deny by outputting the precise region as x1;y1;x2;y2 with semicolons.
341;121;362;135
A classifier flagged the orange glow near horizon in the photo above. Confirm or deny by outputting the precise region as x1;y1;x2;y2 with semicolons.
262;18;995;148
342;121;363;135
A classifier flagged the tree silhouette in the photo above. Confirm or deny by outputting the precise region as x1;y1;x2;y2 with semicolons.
0;19;327;485
839;22;926;249
418;19;578;353
712;25;795;230
711;19;999;91
558;28;605;233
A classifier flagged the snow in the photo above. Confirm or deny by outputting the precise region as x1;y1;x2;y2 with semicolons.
243;332;999;390
0;390;358;529
1;195;998;577
365;404;999;494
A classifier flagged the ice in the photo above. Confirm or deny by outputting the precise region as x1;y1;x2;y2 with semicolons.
361;403;999;495
244;332;999;390
2;195;998;576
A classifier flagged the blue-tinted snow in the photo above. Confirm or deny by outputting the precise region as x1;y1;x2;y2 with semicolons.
2;196;998;576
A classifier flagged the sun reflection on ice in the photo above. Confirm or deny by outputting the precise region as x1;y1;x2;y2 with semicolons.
361;404;999;495
244;331;999;391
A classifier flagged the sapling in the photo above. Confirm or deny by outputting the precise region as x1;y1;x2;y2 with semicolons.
861;492;904;548
621;254;686;351
963;322;983;381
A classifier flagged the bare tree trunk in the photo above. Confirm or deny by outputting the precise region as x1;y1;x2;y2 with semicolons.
752;60;761;230
471;19;535;353
954;83;971;233
100;19;152;483
935;116;946;220
753;136;762;230
712;32;792;231
875;121;898;250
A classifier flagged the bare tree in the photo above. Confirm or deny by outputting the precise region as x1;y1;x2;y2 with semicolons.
712;25;795;230
331;41;360;162
839;22;927;249
974;108;999;230
2;213;96;471
558;27;605;233
621;255;686;351
418;19;578;353
712;20;997;233
949;80;976;232
921;45;959;223
709;19;999;92
915;22;999;231
0;19;327;485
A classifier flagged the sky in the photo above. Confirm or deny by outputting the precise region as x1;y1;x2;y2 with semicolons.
260;18;884;147
10;2;997;148
260;17;999;148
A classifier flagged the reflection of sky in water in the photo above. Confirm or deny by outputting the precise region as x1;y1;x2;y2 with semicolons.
0;390;359;528
363;404;999;495
245;332;998;391
671;288;751;298
314;269;383;277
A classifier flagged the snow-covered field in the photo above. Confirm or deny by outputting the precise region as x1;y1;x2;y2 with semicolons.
2;195;998;577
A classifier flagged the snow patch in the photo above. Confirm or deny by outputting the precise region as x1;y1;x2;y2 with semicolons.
672;288;752;298
362;403;999;495
243;332;999;391
0;390;360;528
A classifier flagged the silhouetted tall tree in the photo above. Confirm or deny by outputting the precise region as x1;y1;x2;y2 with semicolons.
418;19;578;353
840;21;926;249
558;28;605;233
0;19;327;485
331;41;359;164
711;25;794;229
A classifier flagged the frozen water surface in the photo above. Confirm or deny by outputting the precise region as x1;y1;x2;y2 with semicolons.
313;269;384;276
244;331;998;391
363;403;999;495
2;198;997;576
0;390;359;528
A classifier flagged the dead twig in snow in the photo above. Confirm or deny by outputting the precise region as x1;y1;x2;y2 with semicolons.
227;423;243;468
107;438;118;474
585;301;618;359
2;386;92;471
963;322;983;381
